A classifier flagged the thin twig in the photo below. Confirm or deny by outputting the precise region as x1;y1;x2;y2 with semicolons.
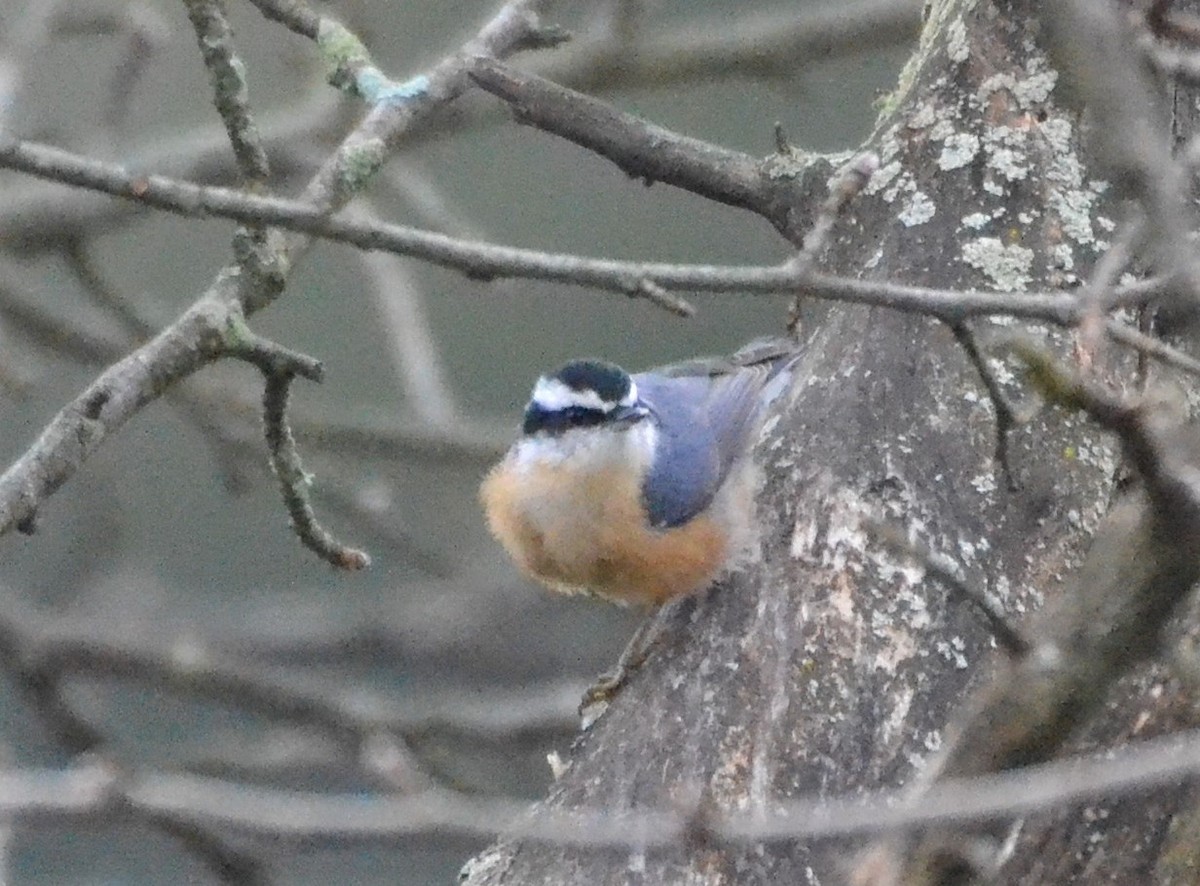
5;138;1195;339
139;812;268;886
469;57;805;240
102;2;170;148
356;236;462;425
224;328;370;570
244;0;320;40
183;0;271;187
626;278;695;317
1074;214;1143;371
0;278;505;464
870;522;1030;657
11;610;437;792
0;280;126;364
787;151;878;330
950;322;1023;490
262;371;371;570
11;727;1200;846
64;240;158;339
0;0;556;541
1012;342;1199;514
545;0;922;95
0;618;105;754
1105;315;1200;375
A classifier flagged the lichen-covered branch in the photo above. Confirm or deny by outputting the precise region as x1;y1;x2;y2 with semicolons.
2;138;1192;344
864;348;1200;884
0;0;555;543
183;0;271;187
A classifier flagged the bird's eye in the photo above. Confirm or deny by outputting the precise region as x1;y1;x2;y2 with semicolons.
563;406;605;425
522;404;608;435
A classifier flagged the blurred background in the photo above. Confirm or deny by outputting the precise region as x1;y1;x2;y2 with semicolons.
0;0;911;881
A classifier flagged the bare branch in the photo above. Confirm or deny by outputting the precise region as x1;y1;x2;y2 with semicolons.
950;322;1023;490
9;727;1200;847
183;0;270;187
543;0;922;94
469;57;808;238
262;370;371;571
6;138;1196;345
244;0;321;41
787;151;878;329
0;592;271;884
0;0;557;541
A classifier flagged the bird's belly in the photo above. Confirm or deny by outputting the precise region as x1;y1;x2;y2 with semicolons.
480;461;726;606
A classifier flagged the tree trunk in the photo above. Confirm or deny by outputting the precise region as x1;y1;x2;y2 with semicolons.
463;0;1191;882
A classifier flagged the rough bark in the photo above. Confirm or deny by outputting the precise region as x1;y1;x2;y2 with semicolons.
463;0;1190;883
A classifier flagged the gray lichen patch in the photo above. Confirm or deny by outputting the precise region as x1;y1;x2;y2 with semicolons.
962;237;1035;291
928;117;957;142
976;67;1057;110
900;190;936;226
938;132;980;171
988;147;1028;182
868;11;1107;283
1011;69;1057;107
907;103;938;130
1048;176;1103;245
979;125;1031;190
946;18;970;64
961;211;993;230
1038;117;1108;248
1051;242;1076;274
866;159;904;199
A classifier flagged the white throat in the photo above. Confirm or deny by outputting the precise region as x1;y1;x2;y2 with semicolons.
513;419;658;472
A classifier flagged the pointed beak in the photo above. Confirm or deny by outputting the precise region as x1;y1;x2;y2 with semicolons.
610;403;650;425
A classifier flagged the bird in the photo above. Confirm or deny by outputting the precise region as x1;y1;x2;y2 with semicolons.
480;339;798;607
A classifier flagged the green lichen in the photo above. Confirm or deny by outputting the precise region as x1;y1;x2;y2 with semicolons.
221;312;255;350
316;17;430;105
317;18;372;93
337;138;387;193
874;0;978;129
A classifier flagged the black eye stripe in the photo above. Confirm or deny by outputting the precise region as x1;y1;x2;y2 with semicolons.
523;360;640;436
522;404;609;435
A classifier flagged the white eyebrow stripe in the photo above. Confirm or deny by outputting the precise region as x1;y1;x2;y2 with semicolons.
531;377;611;412
620;380;639;407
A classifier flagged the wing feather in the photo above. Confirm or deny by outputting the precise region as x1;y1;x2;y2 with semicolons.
636;339;798;528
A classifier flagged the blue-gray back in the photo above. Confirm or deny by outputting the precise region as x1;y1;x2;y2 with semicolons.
635;345;794;528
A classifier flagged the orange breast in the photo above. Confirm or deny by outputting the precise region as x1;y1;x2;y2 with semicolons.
480;460;728;606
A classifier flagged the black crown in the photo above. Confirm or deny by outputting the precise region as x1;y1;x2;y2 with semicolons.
554;360;631;404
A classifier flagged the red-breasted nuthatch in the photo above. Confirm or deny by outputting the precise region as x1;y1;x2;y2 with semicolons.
481;340;797;606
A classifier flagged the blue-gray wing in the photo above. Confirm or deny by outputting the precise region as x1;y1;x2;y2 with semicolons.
636;342;796;529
